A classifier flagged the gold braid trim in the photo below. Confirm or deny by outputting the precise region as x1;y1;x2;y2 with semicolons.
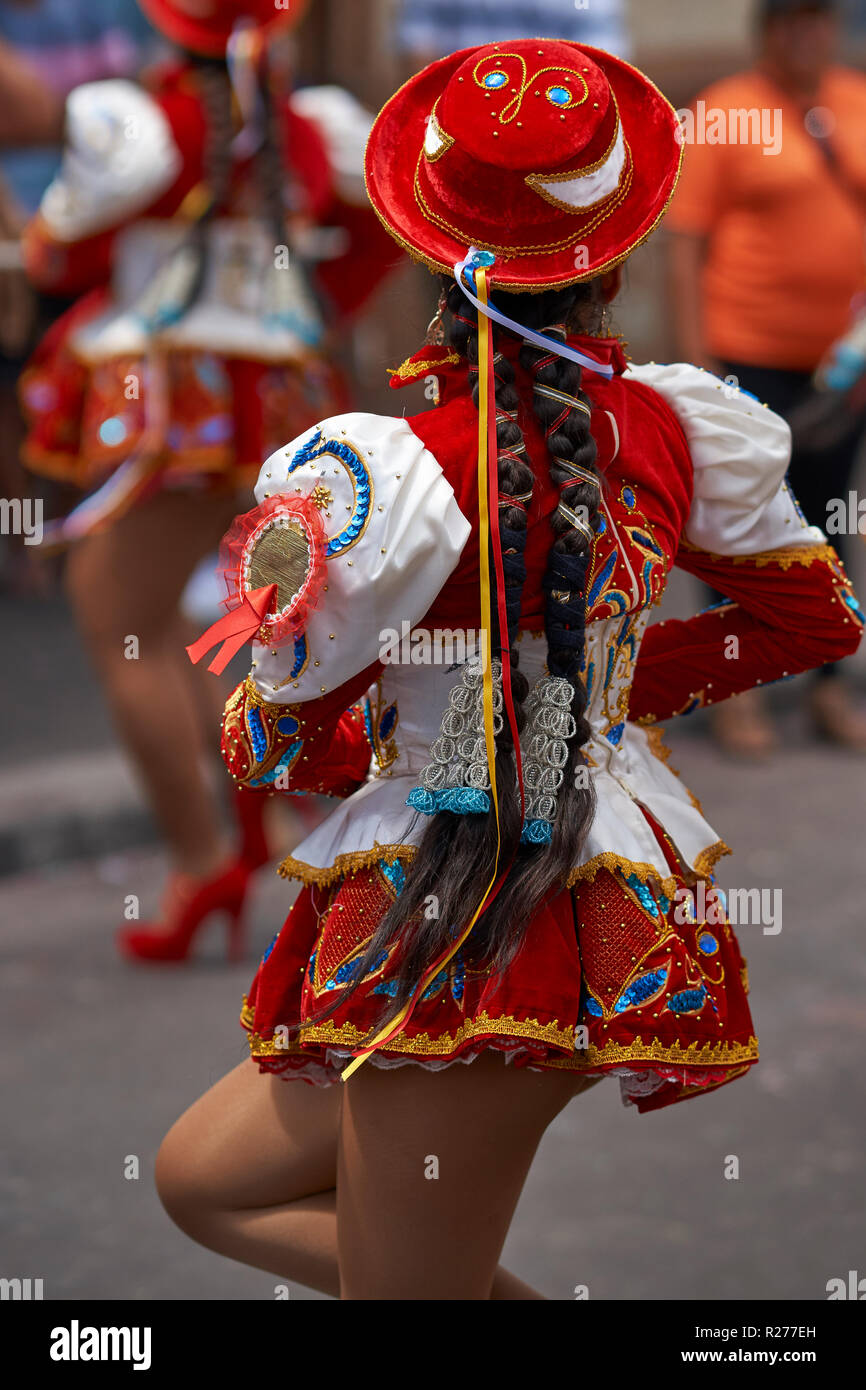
680;539;839;571
645;724;678;774
574;1034;759;1070
241;994;759;1071
242;675;297;713
644;725;706;816
388;351;461;382
277;841;418;885
566;840;731;893
248;1009;575;1058
566;852;678;895
692;840;733;878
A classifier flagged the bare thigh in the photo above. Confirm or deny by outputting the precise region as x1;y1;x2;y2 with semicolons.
65;487;239;646
155;1059;340;1229
337;1055;589;1300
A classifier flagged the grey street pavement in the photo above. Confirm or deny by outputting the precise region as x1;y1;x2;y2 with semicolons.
1;724;864;1301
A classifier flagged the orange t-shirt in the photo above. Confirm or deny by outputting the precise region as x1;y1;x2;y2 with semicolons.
666;67;866;369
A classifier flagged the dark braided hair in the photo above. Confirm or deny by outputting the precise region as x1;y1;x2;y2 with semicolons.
306;276;609;1040
250;47;291;246
149;48;300;326
146;54;236;325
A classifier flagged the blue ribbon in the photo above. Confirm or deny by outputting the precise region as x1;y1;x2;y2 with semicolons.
453;248;615;380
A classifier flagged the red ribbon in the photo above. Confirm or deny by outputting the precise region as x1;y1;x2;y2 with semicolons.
185;583;277;675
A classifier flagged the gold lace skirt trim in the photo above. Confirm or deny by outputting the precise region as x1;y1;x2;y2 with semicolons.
240;996;759;1072
277;841;418;885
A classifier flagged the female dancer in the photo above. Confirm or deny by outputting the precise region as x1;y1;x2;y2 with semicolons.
155;38;863;1297
18;0;395;960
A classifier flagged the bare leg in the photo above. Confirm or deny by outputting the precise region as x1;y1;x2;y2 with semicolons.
156;1059;594;1298
337;1052;583;1300
65;488;238;878
156;1061;343;1295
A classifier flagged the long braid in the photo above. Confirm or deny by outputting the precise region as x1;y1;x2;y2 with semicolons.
134;56;235;331
447;280;532;737
516;301;602;894
306;279;606;1040
249;52;325;344
196;57;236;218
252;50;290;245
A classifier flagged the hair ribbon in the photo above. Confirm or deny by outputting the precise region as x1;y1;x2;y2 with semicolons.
341;263;523;1079
453;249;615;379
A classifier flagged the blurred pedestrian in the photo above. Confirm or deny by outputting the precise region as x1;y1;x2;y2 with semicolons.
668;0;866;756
18;0;398;962
396;0;630;68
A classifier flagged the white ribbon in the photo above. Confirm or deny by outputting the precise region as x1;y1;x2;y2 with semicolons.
453;249;615;379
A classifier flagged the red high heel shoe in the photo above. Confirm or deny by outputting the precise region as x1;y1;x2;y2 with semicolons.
117;789;270;964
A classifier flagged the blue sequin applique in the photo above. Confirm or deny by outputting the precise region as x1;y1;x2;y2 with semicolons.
246;706;267;764
613;967;669;1013
668;986;708;1015
287;429;373;558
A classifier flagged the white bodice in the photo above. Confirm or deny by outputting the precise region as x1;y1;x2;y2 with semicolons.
285;616;723;894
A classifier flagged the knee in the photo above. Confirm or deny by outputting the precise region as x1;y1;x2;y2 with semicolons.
154;1122;216;1241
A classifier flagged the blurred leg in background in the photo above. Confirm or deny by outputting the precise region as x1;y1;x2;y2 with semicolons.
64;486;273;960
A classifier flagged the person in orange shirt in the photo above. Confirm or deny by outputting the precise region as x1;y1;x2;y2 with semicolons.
668;0;866;756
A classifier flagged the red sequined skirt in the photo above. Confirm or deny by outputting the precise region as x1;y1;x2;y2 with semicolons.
241;818;758;1114
19;292;348;491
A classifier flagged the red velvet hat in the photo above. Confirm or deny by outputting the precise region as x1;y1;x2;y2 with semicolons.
138;0;309;57
365;38;683;290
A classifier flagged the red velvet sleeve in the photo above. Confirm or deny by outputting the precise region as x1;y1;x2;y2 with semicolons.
629;542;864;724
221;661;384;796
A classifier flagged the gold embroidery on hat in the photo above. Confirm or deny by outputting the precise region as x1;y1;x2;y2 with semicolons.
525;95;629;214
423;102;455;162
527;133;629;215
413;147;634;257
473;52;589;124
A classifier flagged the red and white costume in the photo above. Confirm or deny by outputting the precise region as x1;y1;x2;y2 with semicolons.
19;63;397;492
221;338;862;1111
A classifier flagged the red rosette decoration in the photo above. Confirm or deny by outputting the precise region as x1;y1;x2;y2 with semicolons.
220;493;327;644
186;493;327;675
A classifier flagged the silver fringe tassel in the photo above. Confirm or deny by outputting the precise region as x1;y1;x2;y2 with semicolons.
406;656;503;815
520;675;576;844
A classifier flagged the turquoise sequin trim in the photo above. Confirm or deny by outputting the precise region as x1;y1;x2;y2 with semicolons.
406;786;490;815
521;819;553;845
622;872;660;917
379;857;406;896
844;591;864;623
248;740;302;788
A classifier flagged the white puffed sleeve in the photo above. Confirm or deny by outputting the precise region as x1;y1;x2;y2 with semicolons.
290;85;372;205
625;361;825;555
39;81;182;241
249;412;471;703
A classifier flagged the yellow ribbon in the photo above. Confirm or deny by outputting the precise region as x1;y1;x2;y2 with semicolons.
340;267;501;1081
